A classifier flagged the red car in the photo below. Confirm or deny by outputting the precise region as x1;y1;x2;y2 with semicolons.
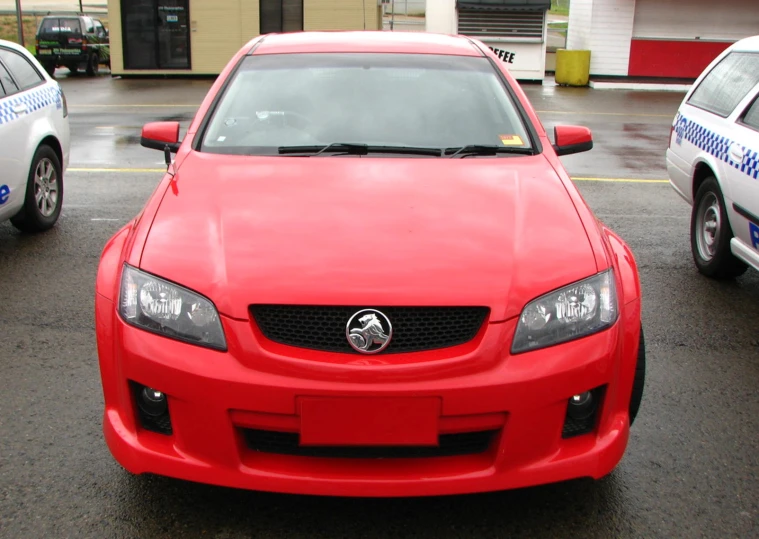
95;31;645;497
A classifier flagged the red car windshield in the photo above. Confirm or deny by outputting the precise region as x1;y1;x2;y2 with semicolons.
200;53;533;155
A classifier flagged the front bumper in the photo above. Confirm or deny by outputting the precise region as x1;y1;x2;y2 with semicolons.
96;294;641;497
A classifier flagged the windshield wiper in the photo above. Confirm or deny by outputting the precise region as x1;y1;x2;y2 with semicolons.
278;143;443;157
445;145;535;158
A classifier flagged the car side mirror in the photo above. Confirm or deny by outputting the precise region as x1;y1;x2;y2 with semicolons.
141;121;181;153
553;125;593;156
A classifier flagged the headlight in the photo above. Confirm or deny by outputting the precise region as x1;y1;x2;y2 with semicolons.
119;265;227;351
511;270;618;354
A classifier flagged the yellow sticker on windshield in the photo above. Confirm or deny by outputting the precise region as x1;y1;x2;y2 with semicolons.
499;135;524;146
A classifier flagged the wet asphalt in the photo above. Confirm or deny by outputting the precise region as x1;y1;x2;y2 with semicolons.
1;71;758;539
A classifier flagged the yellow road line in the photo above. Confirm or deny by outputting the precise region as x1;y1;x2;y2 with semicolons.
70;104;199;108
535;110;673;118
67;167;670;183
68;167;165;173
71;104;672;118
572;177;669;183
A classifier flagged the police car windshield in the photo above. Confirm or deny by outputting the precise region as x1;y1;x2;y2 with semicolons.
200;53;533;156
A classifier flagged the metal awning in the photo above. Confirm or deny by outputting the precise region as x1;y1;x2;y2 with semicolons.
457;0;551;11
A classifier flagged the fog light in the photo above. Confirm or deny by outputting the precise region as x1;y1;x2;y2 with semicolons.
138;387;168;417
567;391;595;420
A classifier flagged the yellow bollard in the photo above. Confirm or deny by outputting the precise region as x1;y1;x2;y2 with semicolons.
555;49;591;86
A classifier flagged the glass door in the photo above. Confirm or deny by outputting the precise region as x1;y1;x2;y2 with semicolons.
122;0;190;70
157;0;190;69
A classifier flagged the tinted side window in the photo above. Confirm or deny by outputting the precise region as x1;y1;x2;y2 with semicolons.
741;96;759;132
0;62;18;96
0;49;43;90
688;52;759;117
94;20;105;37
83;17;95;33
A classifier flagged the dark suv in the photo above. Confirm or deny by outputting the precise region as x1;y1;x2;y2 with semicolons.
35;15;110;77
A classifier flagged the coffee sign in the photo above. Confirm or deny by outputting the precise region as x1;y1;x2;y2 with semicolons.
489;47;516;64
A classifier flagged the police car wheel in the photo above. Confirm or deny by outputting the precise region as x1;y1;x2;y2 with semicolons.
10;146;63;233
690;177;747;279
43;62;56;77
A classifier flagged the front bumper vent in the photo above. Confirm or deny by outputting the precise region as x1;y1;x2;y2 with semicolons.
130;381;172;435
242;429;497;458
562;386;606;439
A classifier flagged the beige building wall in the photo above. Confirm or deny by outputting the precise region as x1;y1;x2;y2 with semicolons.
110;0;379;76
304;0;380;32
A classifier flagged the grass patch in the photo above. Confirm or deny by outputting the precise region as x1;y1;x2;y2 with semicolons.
0;15;41;48
549;1;570;16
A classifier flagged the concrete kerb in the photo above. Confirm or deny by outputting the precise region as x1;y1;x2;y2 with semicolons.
589;81;692;92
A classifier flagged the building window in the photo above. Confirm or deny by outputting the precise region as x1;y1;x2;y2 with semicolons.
122;0;191;70
260;0;304;34
456;1;549;42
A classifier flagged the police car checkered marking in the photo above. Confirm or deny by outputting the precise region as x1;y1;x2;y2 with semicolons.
737;148;759;179
0;84;62;126
674;112;759;180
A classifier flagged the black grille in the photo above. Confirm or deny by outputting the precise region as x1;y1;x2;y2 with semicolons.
243;429;497;458
561;415;595;438
250;305;489;354
141;413;172;435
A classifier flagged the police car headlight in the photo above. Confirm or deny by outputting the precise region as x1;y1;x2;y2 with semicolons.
119;265;226;351
512;270;618;354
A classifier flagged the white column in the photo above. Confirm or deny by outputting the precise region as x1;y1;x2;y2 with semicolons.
566;0;636;76
425;0;457;34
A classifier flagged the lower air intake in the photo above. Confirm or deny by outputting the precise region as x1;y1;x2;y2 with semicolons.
242;429;497;458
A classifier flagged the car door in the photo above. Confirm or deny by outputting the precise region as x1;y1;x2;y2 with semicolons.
0;47;48;222
0;53;31;222
725;88;759;266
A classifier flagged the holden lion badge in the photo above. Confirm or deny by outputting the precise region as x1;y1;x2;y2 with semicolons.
346;309;392;354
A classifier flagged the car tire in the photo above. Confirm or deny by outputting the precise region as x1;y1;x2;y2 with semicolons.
10;145;63;233
629;326;645;426
86;53;99;76
690;177;748;279
43;62;56;77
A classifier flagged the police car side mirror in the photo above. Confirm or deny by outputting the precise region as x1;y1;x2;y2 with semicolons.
141;121;181;154
553;125;593;156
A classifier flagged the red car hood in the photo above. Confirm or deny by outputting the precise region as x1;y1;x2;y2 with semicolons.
139;152;598;321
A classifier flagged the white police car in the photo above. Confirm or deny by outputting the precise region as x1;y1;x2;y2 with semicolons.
667;36;759;279
0;39;69;232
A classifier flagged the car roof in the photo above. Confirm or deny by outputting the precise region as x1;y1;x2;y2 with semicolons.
251;31;483;57
729;35;759;53
0;39;33;55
